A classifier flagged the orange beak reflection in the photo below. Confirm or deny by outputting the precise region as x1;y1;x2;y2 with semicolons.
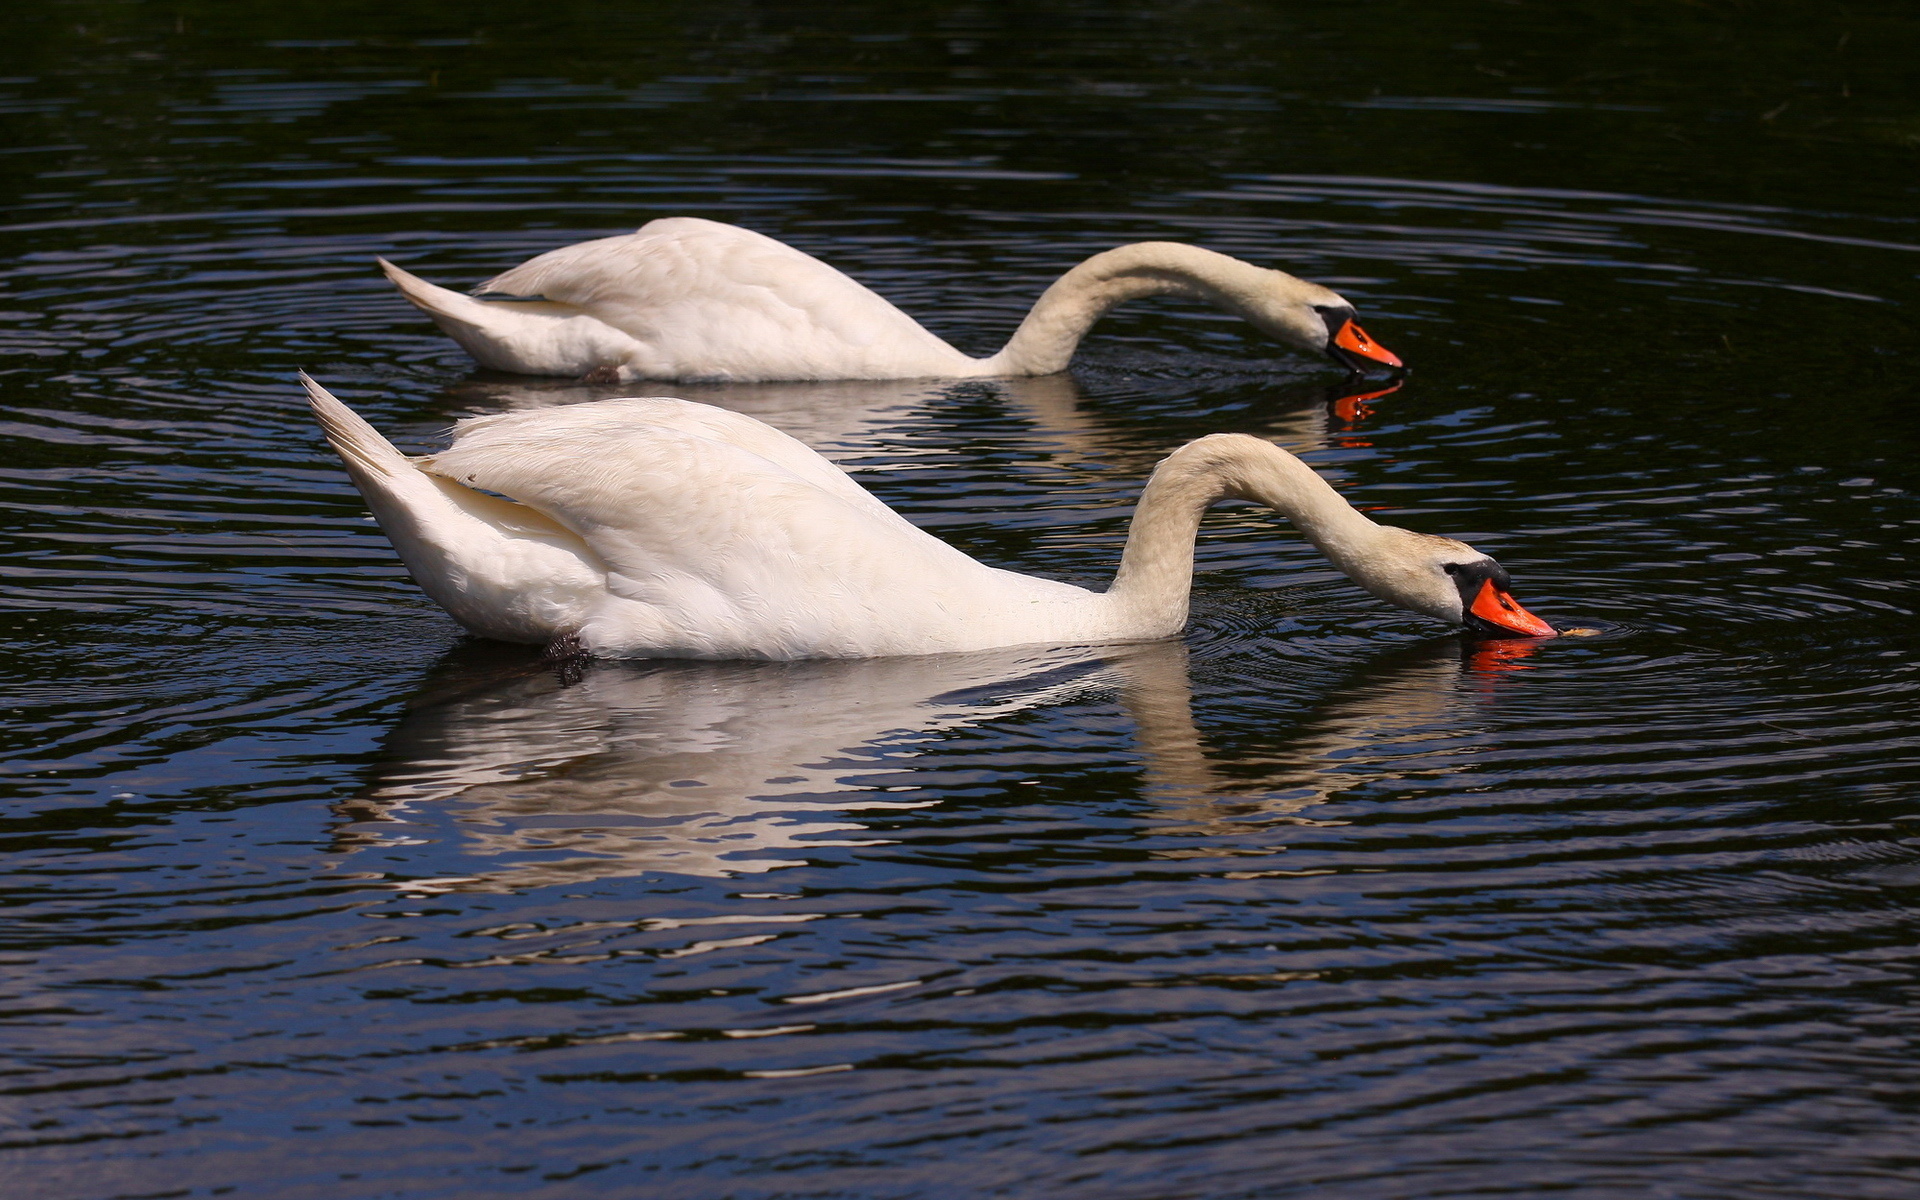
1469;578;1557;638
1329;376;1405;423
1333;319;1403;370
1468;640;1542;672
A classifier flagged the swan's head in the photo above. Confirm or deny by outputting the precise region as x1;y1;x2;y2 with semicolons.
1234;271;1404;372
1355;529;1556;637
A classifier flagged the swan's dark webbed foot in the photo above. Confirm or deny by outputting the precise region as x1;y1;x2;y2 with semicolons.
543;631;592;685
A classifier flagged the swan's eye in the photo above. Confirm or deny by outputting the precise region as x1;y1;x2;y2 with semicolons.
1442;562;1461;575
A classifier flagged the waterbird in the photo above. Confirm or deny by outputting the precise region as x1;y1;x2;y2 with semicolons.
378;217;1404;383
303;373;1550;660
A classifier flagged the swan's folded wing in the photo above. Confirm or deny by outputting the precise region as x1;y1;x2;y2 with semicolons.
476;217;968;379
420;400;999;652
443;397;900;523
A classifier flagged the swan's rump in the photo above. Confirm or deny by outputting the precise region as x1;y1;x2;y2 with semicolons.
302;372;603;643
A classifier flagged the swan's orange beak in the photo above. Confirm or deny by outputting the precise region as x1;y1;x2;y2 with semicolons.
1468;578;1557;639
1329;317;1402;371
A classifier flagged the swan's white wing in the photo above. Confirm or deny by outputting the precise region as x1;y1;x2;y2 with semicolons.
421;397;1089;657
444;395;899;522
476;217;975;381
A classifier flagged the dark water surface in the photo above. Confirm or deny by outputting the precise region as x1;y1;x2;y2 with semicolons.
5;3;1920;1197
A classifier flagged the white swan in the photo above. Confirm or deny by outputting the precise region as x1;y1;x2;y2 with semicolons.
377;217;1404;383
302;374;1551;660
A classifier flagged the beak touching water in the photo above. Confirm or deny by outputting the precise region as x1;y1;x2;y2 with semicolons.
1321;308;1403;373
1447;558;1555;639
1466;577;1556;639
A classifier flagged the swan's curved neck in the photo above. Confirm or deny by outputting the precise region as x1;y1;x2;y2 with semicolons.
979;243;1307;376
1106;435;1383;633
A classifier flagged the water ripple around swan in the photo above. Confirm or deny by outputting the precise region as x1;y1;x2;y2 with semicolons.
3;5;1919;1198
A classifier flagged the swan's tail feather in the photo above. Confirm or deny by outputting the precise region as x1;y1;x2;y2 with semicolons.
376;257;640;378
376;257;547;370
301;371;410;481
300;373;597;646
377;257;497;326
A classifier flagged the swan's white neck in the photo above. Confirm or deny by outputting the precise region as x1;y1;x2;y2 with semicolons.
1105;434;1386;634
978;243;1329;376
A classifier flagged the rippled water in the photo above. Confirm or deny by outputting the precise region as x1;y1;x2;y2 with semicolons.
5;4;1920;1197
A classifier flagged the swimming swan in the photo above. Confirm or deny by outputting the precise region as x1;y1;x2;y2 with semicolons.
377;217;1404;383
302;374;1550;660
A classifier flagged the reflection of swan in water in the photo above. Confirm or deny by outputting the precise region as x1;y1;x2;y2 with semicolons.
433;372;1089;470
1131;638;1510;858
335;642;1148;887
333;635;1516;891
430;369;1389;476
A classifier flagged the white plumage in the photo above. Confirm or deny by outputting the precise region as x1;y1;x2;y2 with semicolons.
378;217;1399;382
303;374;1542;660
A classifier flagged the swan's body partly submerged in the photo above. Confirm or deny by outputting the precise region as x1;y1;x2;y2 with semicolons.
303;374;1550;660
378;217;1403;383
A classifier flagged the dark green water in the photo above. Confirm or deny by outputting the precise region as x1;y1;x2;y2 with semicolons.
4;3;1920;1197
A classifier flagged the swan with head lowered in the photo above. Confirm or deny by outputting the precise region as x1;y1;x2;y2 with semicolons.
302;374;1551;660
377;217;1404;383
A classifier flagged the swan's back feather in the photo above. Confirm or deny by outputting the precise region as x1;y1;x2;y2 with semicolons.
476;218;975;381
440;395;897;522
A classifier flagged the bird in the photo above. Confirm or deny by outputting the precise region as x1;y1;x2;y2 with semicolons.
302;373;1551;661
376;217;1404;384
